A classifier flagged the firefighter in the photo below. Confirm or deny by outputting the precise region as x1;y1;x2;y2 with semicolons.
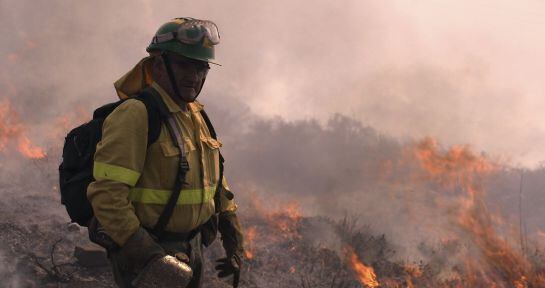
87;17;244;288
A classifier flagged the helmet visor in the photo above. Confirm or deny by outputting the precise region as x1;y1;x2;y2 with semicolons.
153;19;220;46
178;19;220;45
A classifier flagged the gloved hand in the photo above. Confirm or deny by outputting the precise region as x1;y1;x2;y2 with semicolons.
216;212;244;287
116;227;165;272
215;253;241;286
115;228;193;288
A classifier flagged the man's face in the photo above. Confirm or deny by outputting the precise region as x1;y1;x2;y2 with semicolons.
166;53;210;102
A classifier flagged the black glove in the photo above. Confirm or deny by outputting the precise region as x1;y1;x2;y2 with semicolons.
215;253;241;287
216;212;244;287
116;228;194;287
114;227;166;273
88;216;119;251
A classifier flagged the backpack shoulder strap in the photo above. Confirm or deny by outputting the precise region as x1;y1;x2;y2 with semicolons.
199;109;224;163
199;109;217;138
152;114;189;239
134;87;170;145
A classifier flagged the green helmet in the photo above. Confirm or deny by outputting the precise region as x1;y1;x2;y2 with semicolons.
146;18;220;63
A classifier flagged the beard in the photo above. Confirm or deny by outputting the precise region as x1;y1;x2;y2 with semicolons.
175;76;205;102
177;86;199;102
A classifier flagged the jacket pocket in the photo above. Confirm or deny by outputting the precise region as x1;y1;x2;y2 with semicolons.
160;141;180;157
201;136;222;187
160;137;196;157
158;141;180;186
159;138;197;187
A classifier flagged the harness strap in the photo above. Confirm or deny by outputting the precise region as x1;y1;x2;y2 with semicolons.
161;53;183;101
141;85;193;240
151;114;189;240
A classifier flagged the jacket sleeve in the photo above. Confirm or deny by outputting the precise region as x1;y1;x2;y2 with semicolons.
87;99;148;246
217;176;244;256
219;176;237;213
218;209;244;257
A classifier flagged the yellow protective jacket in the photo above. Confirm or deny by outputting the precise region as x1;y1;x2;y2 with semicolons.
87;57;236;246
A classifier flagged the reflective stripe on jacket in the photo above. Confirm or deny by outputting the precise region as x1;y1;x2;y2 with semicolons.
87;58;236;246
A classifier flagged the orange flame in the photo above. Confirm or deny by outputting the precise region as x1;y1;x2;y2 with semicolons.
0;99;46;159
0;100;22;150
243;195;304;261
404;264;423;287
413;137;540;287
514;276;528;288
289;266;296;274
267;201;302;236
414;137;497;190
244;226;257;259
344;246;380;288
17;135;46;159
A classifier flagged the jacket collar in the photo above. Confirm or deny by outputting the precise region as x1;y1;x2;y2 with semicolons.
113;56;154;100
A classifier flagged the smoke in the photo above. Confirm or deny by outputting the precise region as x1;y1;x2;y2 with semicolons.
212;107;545;259
1;0;544;267
2;0;545;166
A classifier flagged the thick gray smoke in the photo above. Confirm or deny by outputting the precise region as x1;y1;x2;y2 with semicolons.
2;0;545;166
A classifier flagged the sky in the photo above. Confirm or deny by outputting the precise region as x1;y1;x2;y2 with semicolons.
1;0;545;167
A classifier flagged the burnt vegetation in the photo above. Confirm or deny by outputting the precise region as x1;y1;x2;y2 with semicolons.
1;114;545;287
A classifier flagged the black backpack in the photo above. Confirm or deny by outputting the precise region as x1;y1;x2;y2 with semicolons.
59;88;166;226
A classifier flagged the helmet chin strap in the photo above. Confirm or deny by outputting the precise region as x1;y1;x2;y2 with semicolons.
161;53;183;102
196;76;206;98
